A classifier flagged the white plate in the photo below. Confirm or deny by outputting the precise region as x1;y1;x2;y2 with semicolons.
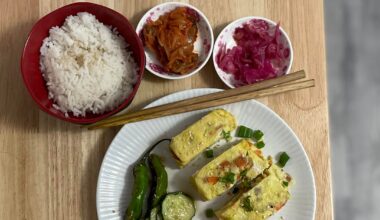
96;88;316;220
213;16;293;88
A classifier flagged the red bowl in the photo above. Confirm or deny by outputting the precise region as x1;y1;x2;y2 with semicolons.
20;2;145;124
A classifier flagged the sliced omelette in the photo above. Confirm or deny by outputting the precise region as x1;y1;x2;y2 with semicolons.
192;139;270;201
216;164;293;220
170;109;236;167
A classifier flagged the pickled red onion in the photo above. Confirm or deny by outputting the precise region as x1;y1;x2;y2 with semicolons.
217;19;290;86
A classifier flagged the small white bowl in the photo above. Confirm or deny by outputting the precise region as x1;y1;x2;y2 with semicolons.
213;16;293;88
136;2;214;80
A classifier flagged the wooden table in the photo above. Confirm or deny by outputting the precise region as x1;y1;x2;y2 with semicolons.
0;0;332;219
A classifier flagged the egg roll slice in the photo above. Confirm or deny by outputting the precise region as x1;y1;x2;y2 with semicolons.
192;139;269;201
216;164;293;220
170;109;236;167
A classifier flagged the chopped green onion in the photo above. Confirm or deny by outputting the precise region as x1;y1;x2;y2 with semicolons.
241;196;253;212
219;172;235;184
240;169;248;177
236;126;254;138
221;130;232;141
236;126;264;142
282;181;289;187
204;149;214;158
205;208;215;218
278;152;290;168
252;130;264;141
256;141;265;149
241;177;253;189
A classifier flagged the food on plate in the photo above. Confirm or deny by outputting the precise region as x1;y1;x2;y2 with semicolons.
148;154;168;207
236;125;266;148
192;139;270;200
216;19;290;86
161;192;196;220
170;109;237;167
148;207;161;220
125;162;150;220
40;12;138;117
147;154;168;218
142;7;199;74
278;152;290;168
125;140;170;220
221;130;233;142
204;149;214;158
215;164;293;220
123;117;294;219
236;126;263;141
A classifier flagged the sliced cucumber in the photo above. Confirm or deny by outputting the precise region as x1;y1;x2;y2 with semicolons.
157;214;163;220
149;207;159;220
148;207;163;220
161;192;195;220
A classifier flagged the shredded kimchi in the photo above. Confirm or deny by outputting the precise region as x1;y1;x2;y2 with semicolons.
143;7;199;74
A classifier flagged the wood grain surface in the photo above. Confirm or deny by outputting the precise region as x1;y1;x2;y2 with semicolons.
0;0;332;219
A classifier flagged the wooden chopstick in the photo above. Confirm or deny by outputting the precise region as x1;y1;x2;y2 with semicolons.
86;70;306;129
87;78;314;130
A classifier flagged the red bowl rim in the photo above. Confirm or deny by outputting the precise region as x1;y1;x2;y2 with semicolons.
20;2;145;124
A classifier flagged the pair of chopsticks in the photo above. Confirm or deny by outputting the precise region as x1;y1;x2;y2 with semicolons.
86;70;314;130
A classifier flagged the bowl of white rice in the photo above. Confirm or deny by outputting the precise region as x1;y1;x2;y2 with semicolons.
21;2;145;124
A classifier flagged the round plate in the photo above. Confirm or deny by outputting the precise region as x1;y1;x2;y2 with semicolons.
213;16;293;88
96;88;316;220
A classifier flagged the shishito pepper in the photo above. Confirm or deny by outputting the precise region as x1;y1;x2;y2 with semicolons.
125;162;150;220
125;139;171;220
148;154;168;207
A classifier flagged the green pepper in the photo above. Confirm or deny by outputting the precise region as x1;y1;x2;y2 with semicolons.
148;154;168;207
125;162;150;220
125;139;171;220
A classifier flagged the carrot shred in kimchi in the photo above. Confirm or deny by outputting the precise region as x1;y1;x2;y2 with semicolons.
142;7;199;74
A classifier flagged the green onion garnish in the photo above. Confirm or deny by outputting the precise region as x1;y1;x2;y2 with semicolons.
282;181;289;187
204;149;214;158
278;152;290;168
236;126;254;138
219;172;235;184
252;130;264;141
205;208;215;218
221;130;232;141
236;126;264;142
241;196;254;212
241;177;253;189
256;141;265;149
240;169;248;177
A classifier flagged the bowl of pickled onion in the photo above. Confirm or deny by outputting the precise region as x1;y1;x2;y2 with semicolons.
213;17;293;88
136;2;214;80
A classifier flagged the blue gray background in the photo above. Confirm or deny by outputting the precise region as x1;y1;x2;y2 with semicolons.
325;0;380;219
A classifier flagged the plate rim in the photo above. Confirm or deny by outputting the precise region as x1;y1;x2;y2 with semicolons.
96;88;316;219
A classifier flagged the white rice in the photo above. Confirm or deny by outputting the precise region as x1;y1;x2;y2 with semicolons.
40;12;138;117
